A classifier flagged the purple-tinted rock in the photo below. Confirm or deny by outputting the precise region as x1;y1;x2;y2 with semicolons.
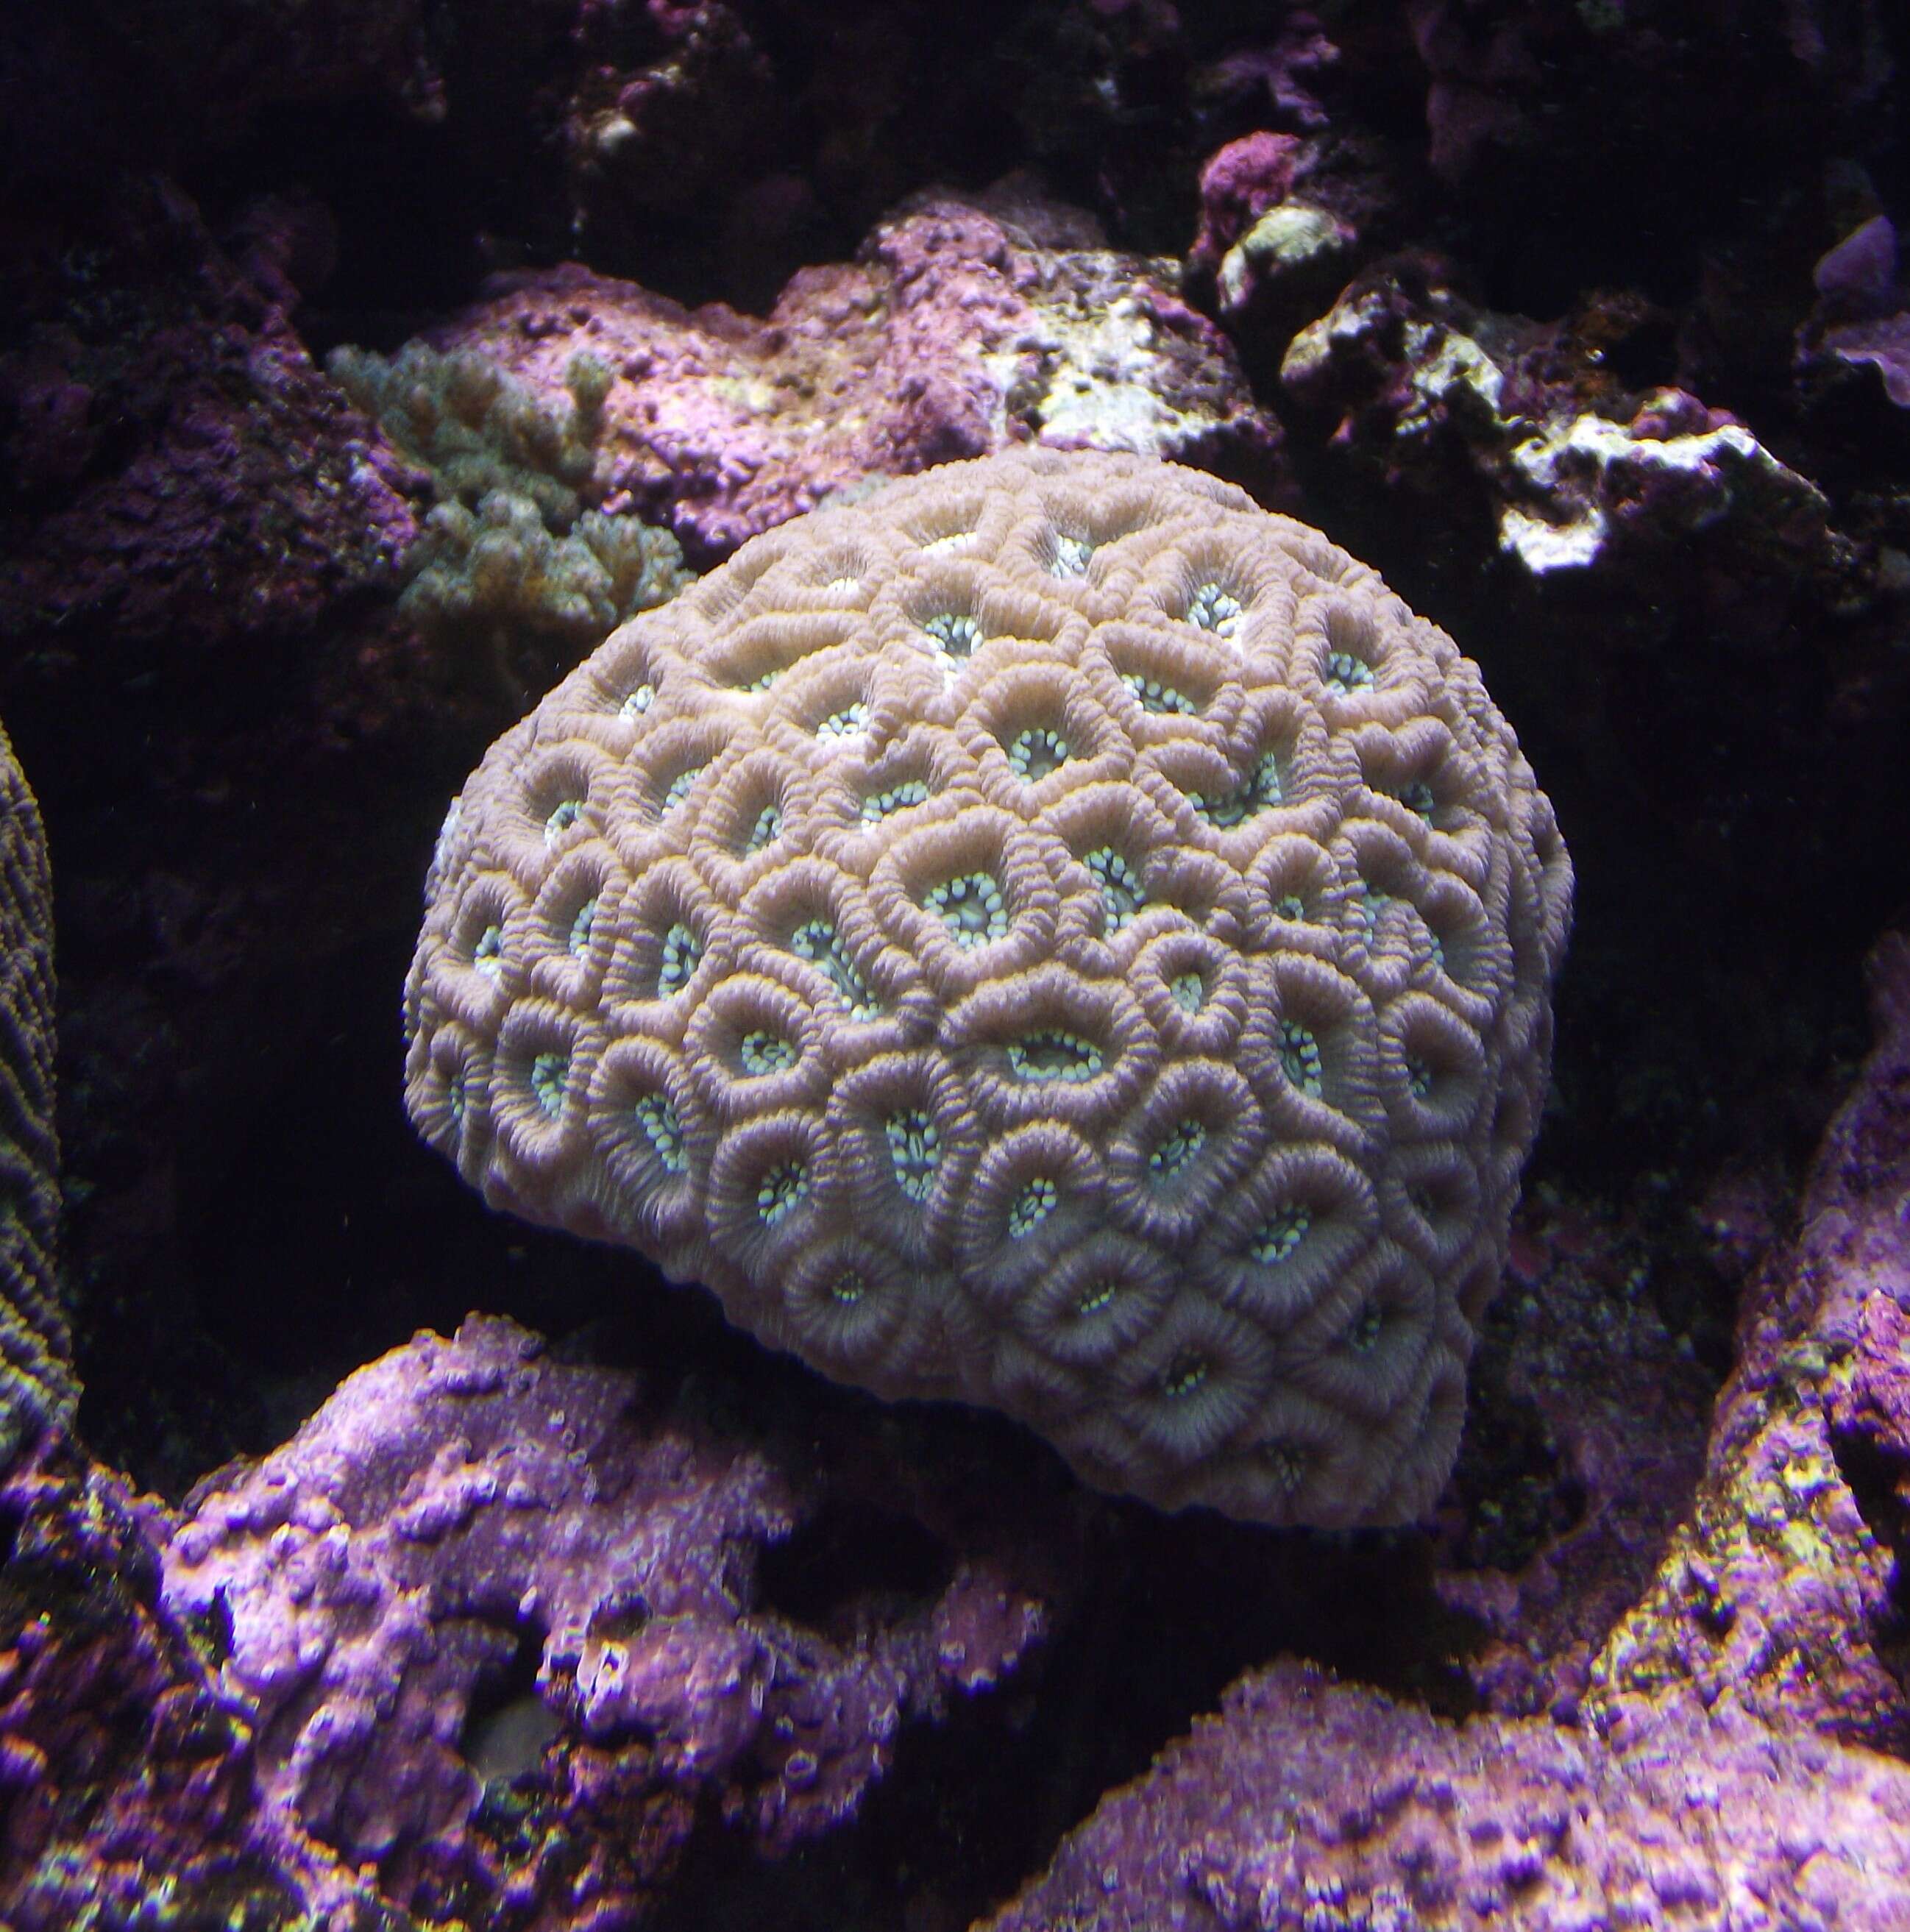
0;176;418;656
162;1313;1050;1916
1185;132;1390;356
986;1658;1910;1932
0;171;489;1490
0;1435;377;1931
1280;254;1831;594
1197;15;1340;132
565;0;779;256
1814;214;1900;309
1587;932;1910;1752
1796;211;1910;408
1435;1193;1714;1722
1817;313;1910;408
422;184;1286;564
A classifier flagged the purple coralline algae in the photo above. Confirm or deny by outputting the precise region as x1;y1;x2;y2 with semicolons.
0;176;418;658
1184;133;1386;349
985;1657;1910;1932
0;1436;378;1932
1585;933;1910;1753
1799;213;1910;408
415;185;1285;563
1279;255;1831;593
162;1313;1048;1916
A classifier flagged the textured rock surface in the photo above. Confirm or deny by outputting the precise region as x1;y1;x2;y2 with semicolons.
163;1313;1048;1914
985;1658;1910;1932
1185;131;1391;361
421;187;1287;564
0;177;418;657
1279;255;1833;592
0;1437;377;1932
406;446;1571;1526
0;724;70;1467
1435;1190;1714;1722
1586;931;1910;1753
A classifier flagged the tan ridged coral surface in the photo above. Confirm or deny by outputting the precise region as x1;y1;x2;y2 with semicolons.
0;720;71;1463
405;448;1571;1525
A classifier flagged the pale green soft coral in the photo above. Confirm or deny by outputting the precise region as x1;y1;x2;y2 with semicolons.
400;490;689;699
329;341;608;527
330;341;690;698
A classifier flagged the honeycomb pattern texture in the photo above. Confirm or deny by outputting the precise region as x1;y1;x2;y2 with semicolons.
0;720;72;1466
404;448;1572;1526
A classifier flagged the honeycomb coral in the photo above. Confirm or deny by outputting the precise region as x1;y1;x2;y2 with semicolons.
0;720;71;1466
404;448;1570;1526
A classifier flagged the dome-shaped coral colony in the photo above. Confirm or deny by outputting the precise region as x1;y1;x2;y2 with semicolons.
404;448;1571;1526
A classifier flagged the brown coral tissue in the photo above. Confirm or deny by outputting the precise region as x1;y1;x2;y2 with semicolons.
403;448;1571;1527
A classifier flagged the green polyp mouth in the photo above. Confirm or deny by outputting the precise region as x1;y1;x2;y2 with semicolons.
567;896;598;955
634;1093;688;1173
621;682;656;718
862;779;931;822
657;922;702;996
739;1031;798;1076
923;613;983;664
1121;672;1197;716
830;1268;868;1305
885;1109;940;1201
816;701;869;739
474;923;505;977
756;1161;809;1225
1279;1020;1323;1098
544;798;585;840
1325;649;1374;692
1149;1118;1207;1178
1185;581;1243;636
1191;752;1282;828
789;918;880;1018
1162;1350;1210;1397
1007;1029;1103;1083
1075;1277;1117;1315
925;870;1008;948
1357;885;1392;934
745;804;782;853
1007;726;1069;781
1258;1438;1307;1494
1051;533;1093;577
1170;970;1206;1014
530;1051;569;1120
662;764;704;812
1008;1176;1059;1237
1250;1204;1310;1264
1086;848;1144;931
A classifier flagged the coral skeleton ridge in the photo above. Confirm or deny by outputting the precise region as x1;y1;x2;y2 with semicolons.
405;447;1570;1525
0;722;71;1465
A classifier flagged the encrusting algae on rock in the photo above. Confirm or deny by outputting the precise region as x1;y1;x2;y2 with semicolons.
403;447;1571;1527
